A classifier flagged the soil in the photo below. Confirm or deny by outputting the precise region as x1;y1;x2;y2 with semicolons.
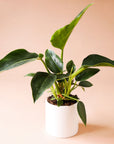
47;95;79;106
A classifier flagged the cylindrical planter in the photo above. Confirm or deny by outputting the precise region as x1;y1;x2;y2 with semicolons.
45;99;78;138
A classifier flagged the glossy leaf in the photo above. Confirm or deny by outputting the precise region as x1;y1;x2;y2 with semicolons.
56;73;69;80
50;4;92;50
75;68;100;81
66;60;76;73
0;49;38;71
45;49;63;73
79;81;93;87
31;72;56;102
77;101;87;126
82;54;114;67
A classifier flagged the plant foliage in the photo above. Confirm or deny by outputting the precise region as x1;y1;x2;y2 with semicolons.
0;4;114;126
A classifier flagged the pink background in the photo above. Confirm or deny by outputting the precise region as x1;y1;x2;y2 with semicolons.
0;0;114;144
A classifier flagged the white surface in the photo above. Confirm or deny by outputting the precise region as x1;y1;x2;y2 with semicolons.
45;100;78;138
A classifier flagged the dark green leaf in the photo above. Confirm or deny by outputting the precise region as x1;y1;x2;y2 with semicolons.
66;60;76;73
76;68;100;81
79;81;93;87
82;54;114;67
56;73;69;80
77;101;87;126
45;49;63;73
0;49;38;71
31;72;56;102
25;73;35;77
50;4;92;50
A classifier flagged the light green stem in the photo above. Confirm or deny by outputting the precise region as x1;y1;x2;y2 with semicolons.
67;76;72;96
65;67;86;96
70;66;86;80
40;59;58;99
55;81;61;94
61;49;64;62
40;59;50;73
70;82;78;93
62;94;79;102
50;86;57;99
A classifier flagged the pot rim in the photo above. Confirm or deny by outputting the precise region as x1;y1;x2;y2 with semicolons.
46;97;77;107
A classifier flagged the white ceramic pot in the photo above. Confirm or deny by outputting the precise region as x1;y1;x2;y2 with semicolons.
45;99;78;138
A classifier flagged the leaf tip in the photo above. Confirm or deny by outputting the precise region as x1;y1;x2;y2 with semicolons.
84;122;87;126
87;3;94;8
33;97;36;103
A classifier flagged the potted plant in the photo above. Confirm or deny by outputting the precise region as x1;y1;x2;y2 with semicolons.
0;3;114;138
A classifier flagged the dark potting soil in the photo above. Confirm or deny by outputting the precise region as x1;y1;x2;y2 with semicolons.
47;95;79;106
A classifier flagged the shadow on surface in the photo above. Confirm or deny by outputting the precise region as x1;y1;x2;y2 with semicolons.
76;123;107;136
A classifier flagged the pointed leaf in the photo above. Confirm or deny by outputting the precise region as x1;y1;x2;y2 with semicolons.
50;4;92;50
66;60;76;73
31;72;56;102
82;54;114;67
45;49;63;73
0;49;38;71
79;81;93;87
77;101;87;126
25;73;35;77
76;68;100;81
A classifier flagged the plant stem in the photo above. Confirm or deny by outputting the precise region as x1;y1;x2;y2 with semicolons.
70;66;86;80
39;58;60;100
69;82;78;93
61;49;64;62
67;76;72;96
55;81;61;94
50;86;57;99
62;94;79;102
40;59;50;73
40;59;57;99
65;67;86;96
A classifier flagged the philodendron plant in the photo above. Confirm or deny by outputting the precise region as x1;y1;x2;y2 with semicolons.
0;4;114;126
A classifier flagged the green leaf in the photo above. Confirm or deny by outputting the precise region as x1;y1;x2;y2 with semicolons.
25;73;35;77
38;53;44;59
31;72;56;102
50;4;92;50
56;73;69;80
57;99;63;106
0;49;38;72
75;68;100;81
82;54;114;67
66;60;76;73
77;101;87;126
79;81;93;87
45;49;63;73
